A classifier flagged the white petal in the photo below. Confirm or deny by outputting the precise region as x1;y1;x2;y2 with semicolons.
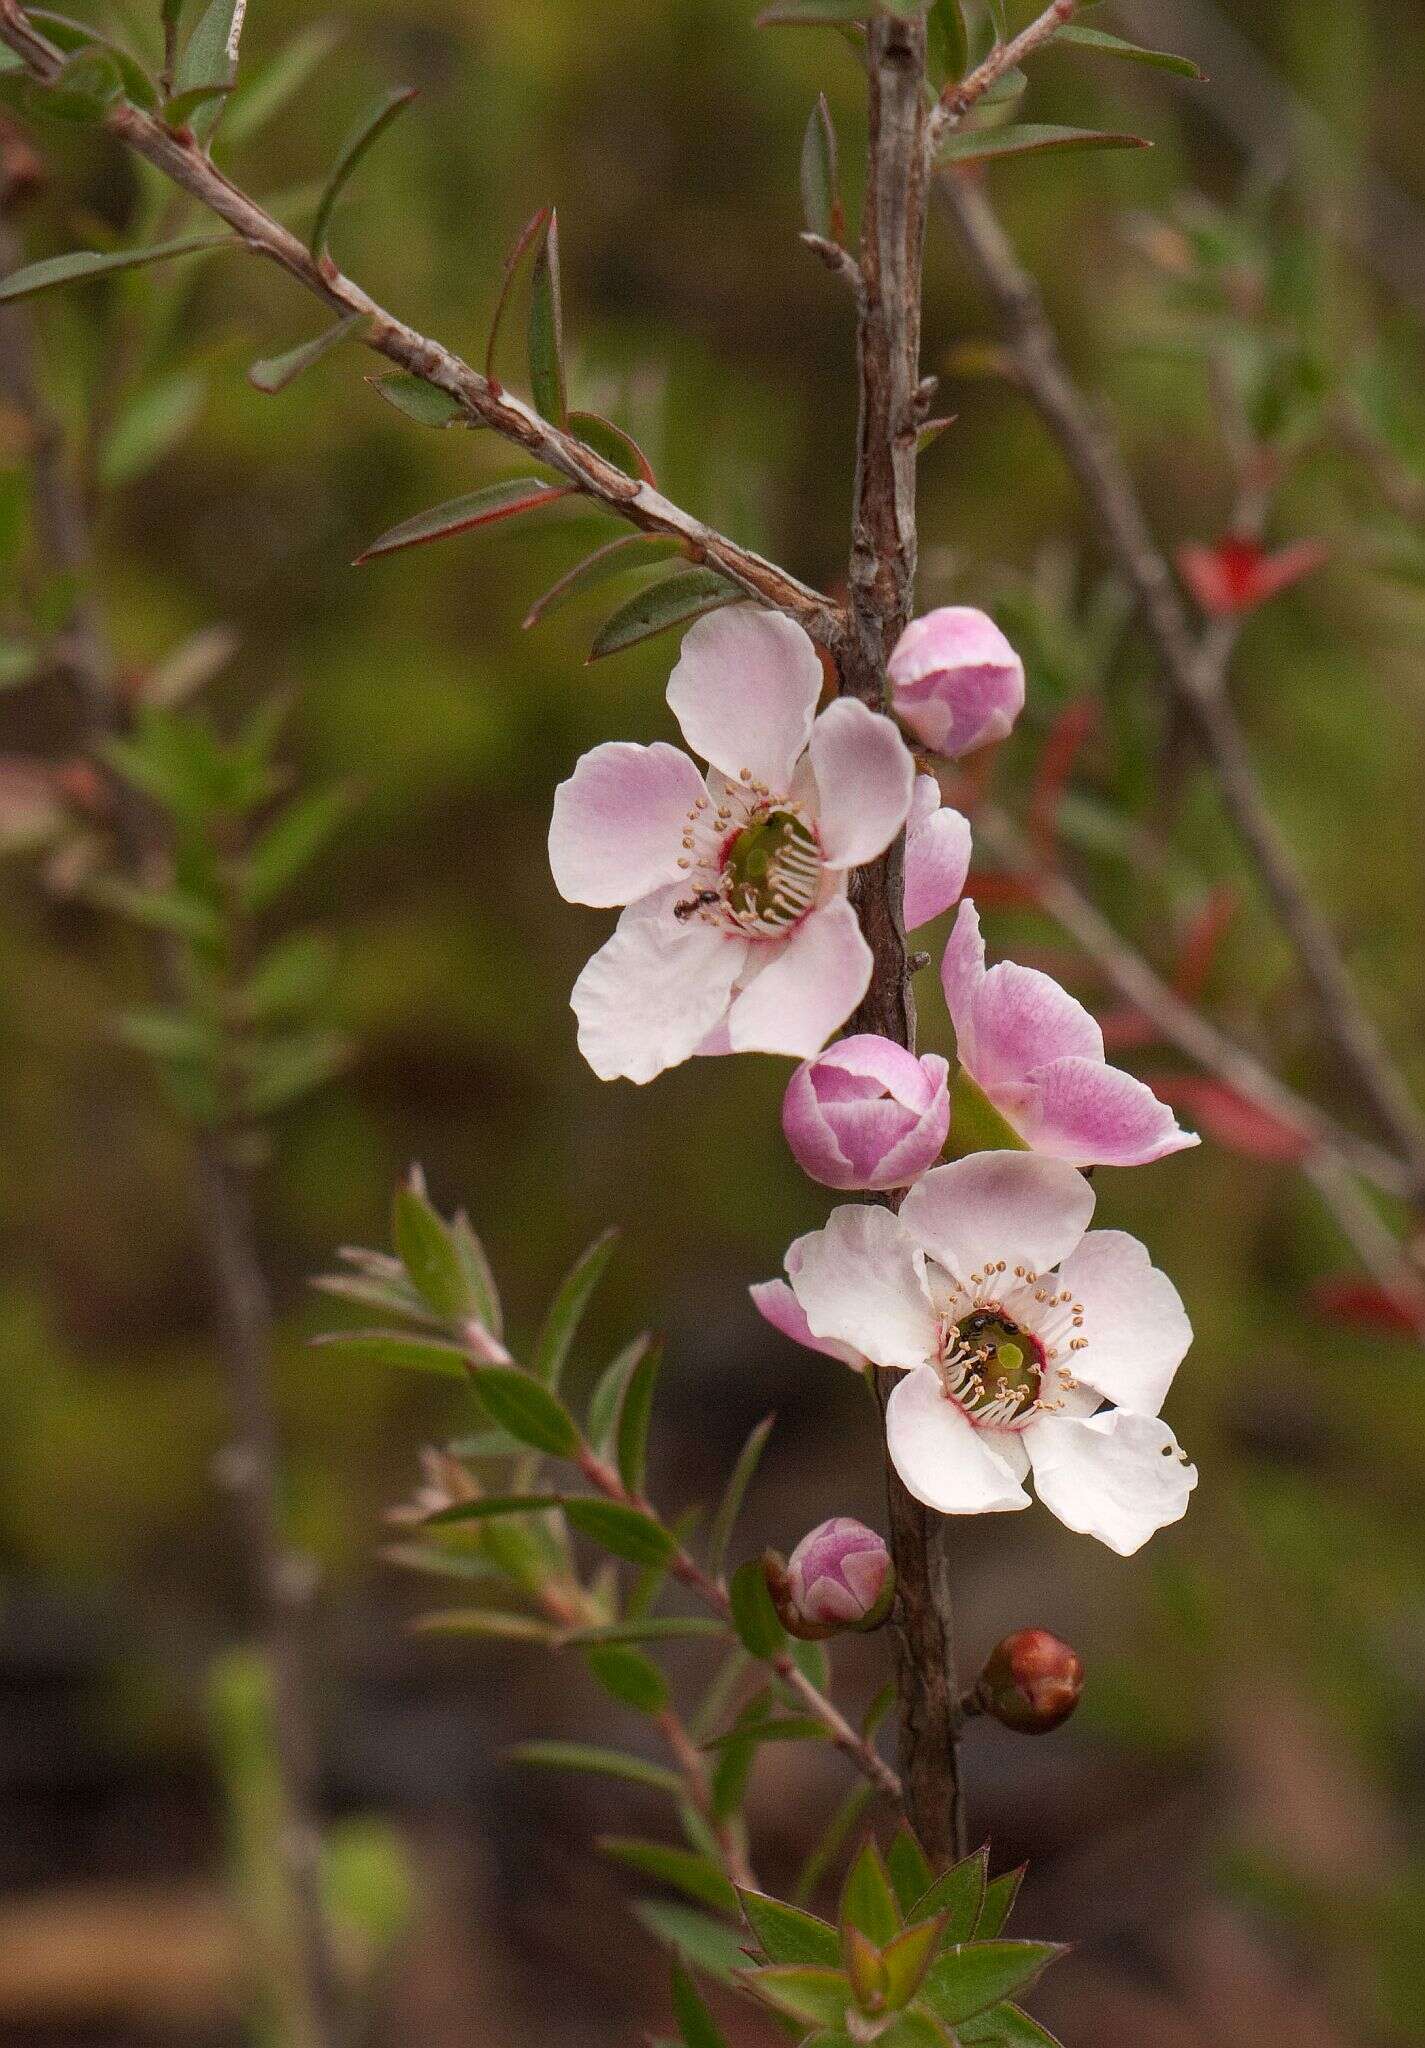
666;606;822;791
1055;1230;1192;1416
548;741;705;907
898;1150;1095;1286
886;1366;1031;1514
570;889;746;1084
1023;1410;1197;1555
749;1277;866;1370
807;699;915;869
723;898;872;1058
789;1205;939;1371
904;800;972;930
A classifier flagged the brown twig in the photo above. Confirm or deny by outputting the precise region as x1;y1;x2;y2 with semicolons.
937;167;1425;1201
0;2;841;651
927;0;1077;162
0;206;344;2048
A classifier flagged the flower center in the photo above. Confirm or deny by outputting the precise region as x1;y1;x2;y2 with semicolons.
940;1309;1046;1427
674;778;823;940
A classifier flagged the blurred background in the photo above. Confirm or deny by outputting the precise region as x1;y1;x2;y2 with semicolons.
3;0;1425;2042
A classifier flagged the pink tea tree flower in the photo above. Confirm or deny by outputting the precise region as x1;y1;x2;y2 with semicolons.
765;1517;895;1640
943;900;1200;1168
888;606;1026;759
781;1034;951;1192
750;1233;868;1372
781;1150;1197;1556
904;771;973;928
549;606;919;1082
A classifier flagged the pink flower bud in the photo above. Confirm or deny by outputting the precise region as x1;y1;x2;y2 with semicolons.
781;1035;950;1192
887;607;1025;759
975;1628;1084;1734
767;1519;895;1640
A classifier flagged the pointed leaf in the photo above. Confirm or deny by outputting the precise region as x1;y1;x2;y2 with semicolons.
588;568;739;661
391;1179;475;1321
367;372;465;426
635;1902;747;1984
249;314;366;394
1054;22;1204;79
706;1413;775;1581
310;85;419;259
671;1962;731;2048
800;94;841;242
524;535;682;630
528;208;568;426
842;1924;889;2013
886;1829;935;1917
739;1891;840;1968
957;2005;1064;2047
0;234;229;304
355;479;570;563
701;1715;826;1749
470;1366;581;1458
937;124;1150;167
565;1498;674;1567
172;0;243;139
920;1945;1064;2026
162;80;235;125
241;783;352;910
728;1558;786;1658
598;1843;737;1916
568;410;657;485
310;1331;470;1380
927;0;970;86
740;1966;851;2028
451;1212;502;1337
617;1336;662;1495
26;12;160;110
975;1867;1024;1941
509;1741;682;1796
421;1492;563;1527
587;1333;655;1452
880;1918;946;2010
412;1608;555;1642
486;205;553;386
562;1617;723;1647
533;1227;619;1387
585;1643;670;1714
910;1846;986;1944
840;1840;901;1947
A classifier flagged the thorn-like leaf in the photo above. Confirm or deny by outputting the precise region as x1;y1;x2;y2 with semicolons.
248;313;367;393
528;208;568;427
486;204;553;387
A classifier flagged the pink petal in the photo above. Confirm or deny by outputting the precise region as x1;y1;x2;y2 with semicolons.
810;1033;943;1111
806;698;915;869
968;960;1104;1092
1022;1410;1197;1556
749;1277;865;1369
1054;1229;1192;1416
1011;1056;1201;1167
904;796;972;929
886;1365;1031;1514
666;606;822;792
940;898;987;1049
549;741;705;907
789;1205;939;1371
723;897;872;1058
887;608;1025;758
898;1149;1095;1285
570;888;746;1083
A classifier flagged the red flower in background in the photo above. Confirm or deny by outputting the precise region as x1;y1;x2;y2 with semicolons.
1176;534;1328;617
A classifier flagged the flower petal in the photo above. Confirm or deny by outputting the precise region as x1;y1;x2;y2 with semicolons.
548;741;706;907
969;961;1105;1093
898;1149;1095;1284
940;898;987;1049
904;794;972;929
789;1204;939;1370
1023;1409;1197;1555
1011;1056;1202;1168
886;1365;1031;1514
570;888;746;1083
666;606;822;791
1055;1229;1192;1415
723;897;872;1058
749;1277;865;1369
807;699;915;869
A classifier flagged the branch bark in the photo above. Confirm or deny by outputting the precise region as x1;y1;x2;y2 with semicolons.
938;167;1425;1201
841;15;966;1870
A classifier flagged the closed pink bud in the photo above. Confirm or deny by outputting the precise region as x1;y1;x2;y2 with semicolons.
781;1035;950;1192
975;1628;1084;1734
768;1519;895;1640
887;607;1025;759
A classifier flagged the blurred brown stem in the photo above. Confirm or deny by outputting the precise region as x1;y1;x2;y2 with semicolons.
0;207;343;2048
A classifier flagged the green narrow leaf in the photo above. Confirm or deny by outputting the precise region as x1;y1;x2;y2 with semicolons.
588;568;739;661
310;85;419;260
26;12;160;110
917;416;956;455
800;94;840;242
450;1212;502;1336
634;1902;747;1984
354;479;571;563
879;1917;946;2010
709;1690;768;1821
927;0;970;86
470;1366;582;1458
705;1414;775;1581
739;1965;851;2028
562;1617;723;1648
840;1839;901;1946
739;1891;840;1968
984;0;1009;40
599;1844;738;1917
886;1829;935;1917
422;1493;564;1527
528;207;568;427
937;124;1151;167
587;1333;655;1452
1053;22;1204;79
412;1608;555;1642
171;0;242;139
89;876;221;944
957;2004;1065;2047
33;47;124;122
910;1846;986;1945
565;1498;675;1567
975;1867;1024;1941
585;1643;670;1714
110;1008;218;1064
392;1177;476;1321
568;410;657;485
509;1741;682;1796
701;1715;825;1749
249;314;366;394
533;1227;619;1388
310;1331;471;1380
222;21;343;146
241;783;353;911
616;1336;662;1495
0;233;230;304
162;80;234;126
794;1782;874;1905
486;204;552;386
842;1923;888;2011
239;932;335;1022
524;535;682;631
790;1637;829;1691
919;1944;1064;2027
240;1029;347;1117
728;1558;786;1658
671;1962;731;2048
367;372;465;426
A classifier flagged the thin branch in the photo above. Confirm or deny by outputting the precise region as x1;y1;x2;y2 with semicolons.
0;2;842;651
938;167;1425;1200
0;206;344;2048
927;0;1077;162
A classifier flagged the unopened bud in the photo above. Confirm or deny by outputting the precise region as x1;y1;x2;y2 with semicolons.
764;1518;895;1641
975;1628;1083;1734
